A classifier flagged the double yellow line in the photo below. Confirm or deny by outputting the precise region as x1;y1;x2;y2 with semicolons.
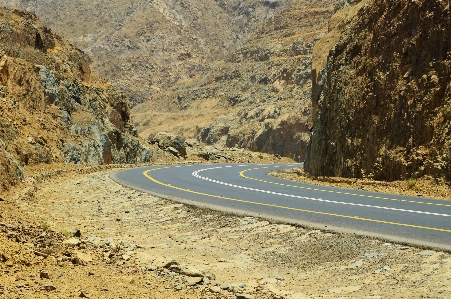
143;167;451;233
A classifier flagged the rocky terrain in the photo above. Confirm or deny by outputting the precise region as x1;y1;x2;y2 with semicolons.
4;0;293;106
305;0;451;182
132;0;336;158
1;165;451;299
0;6;177;190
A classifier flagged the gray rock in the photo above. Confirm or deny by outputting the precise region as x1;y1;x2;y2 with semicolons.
145;265;158;271
186;276;203;286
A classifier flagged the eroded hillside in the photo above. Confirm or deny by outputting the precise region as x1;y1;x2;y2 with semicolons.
133;0;337;158
5;0;292;106
305;0;451;182
0;7;164;190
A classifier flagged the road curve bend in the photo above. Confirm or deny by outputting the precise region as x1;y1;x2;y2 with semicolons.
111;163;451;251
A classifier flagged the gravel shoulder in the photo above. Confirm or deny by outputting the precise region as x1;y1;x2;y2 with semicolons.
1;165;451;298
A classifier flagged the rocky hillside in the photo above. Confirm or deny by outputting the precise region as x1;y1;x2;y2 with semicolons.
305;0;451;181
0;7;164;190
133;0;337;158
4;0;292;106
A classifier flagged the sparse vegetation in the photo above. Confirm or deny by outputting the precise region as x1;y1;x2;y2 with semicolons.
40;221;50;230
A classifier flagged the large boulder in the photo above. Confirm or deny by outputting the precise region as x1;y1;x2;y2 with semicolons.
150;132;187;158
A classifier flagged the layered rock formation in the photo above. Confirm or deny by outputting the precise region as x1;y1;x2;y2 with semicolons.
306;0;451;181
133;0;336;158
5;0;292;106
0;7;162;190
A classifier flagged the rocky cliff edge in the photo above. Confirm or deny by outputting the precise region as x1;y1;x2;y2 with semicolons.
0;7;163;190
306;0;451;182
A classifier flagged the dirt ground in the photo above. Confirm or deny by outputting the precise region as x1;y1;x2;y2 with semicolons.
1;164;451;299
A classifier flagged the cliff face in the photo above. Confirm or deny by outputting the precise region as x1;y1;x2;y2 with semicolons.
4;0;292;106
306;0;451;181
0;7;161;190
133;0;336;158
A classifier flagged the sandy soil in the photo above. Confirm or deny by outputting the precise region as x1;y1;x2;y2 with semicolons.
1;165;451;299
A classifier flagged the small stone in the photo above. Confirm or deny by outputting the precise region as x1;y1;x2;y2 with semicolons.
73;230;81;238
122;255;131;261
186;277;203;286
76;252;93;264
163;260;179;269
40;271;50;279
145;265;157;271
100;288;109;291
87;237;102;246
236;294;253;299
210;286;221;293
395;245;410;250
43;284;56;292
79;289;89;297
174;285;183;291
204;273;215;280
182;267;204;277
62;238;80;247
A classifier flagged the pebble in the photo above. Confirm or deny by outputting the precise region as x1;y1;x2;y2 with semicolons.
79;289;89;297
62;238;80;247
40;271;50;279
186;277;203;286
43;284;56;292
236;294;254;299
210;286;222;293
174;285;183;291
181;267;204;277
145;265;158;271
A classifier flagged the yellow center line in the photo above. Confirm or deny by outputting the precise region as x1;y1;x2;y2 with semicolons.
143;169;451;233
239;169;451;208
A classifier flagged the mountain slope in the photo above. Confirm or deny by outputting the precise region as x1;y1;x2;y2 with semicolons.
4;0;292;106
132;0;336;158
306;0;451;181
0;7;163;190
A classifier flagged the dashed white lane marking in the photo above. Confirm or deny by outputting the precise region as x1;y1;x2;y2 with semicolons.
192;167;451;218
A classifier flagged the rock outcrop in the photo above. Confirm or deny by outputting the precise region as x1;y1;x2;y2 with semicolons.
133;0;336;158
305;0;451;181
0;7;162;190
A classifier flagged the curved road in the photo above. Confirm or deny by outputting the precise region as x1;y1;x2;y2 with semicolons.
111;163;451;251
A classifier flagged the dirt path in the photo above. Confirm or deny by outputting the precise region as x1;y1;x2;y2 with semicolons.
1;167;451;298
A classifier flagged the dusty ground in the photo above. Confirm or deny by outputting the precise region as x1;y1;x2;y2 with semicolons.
1;164;451;299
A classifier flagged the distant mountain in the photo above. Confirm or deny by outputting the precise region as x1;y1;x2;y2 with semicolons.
4;0;292;106
132;0;337;158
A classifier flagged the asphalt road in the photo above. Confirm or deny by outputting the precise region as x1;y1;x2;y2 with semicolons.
111;163;451;251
